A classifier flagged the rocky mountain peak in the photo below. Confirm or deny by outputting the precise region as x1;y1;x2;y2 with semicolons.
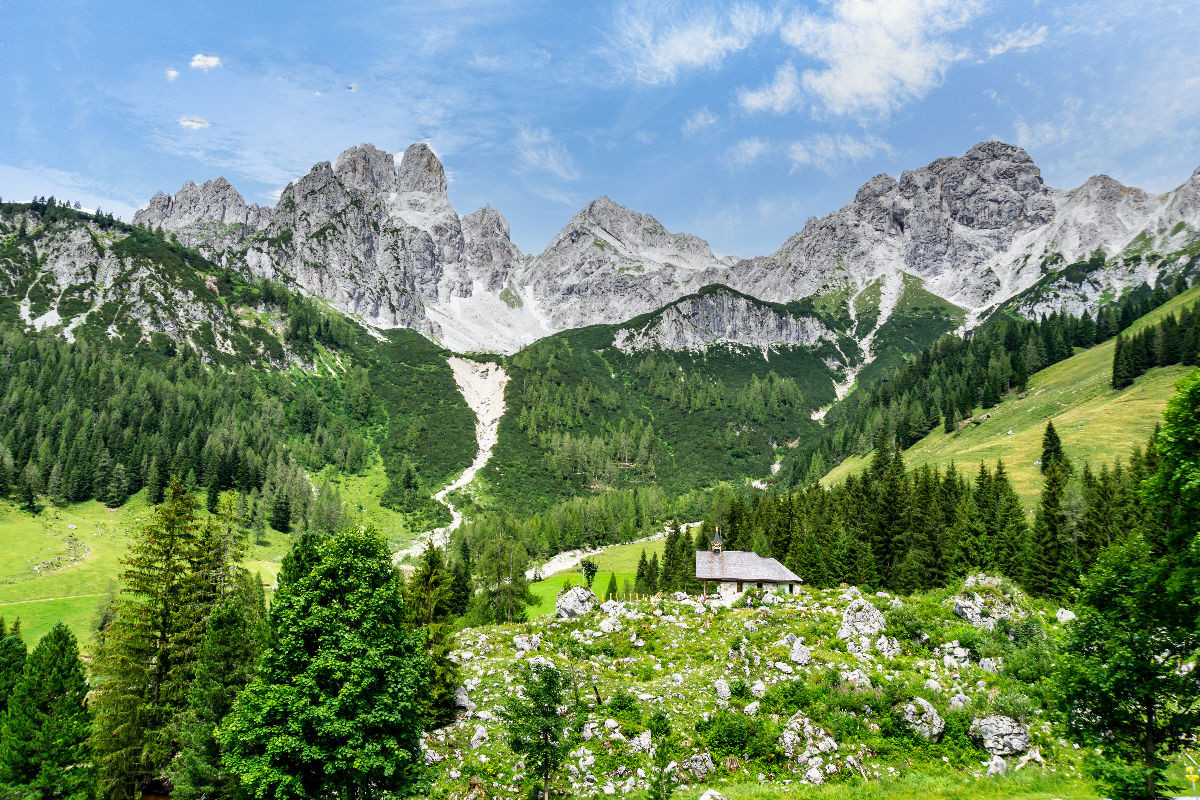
396;143;447;197
855;174;898;204
334;143;398;195
133;175;272;247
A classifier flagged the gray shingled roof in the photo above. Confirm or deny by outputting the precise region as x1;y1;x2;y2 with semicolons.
695;550;801;583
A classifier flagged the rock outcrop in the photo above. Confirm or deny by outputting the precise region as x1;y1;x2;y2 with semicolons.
970;715;1031;756
556;586;597;619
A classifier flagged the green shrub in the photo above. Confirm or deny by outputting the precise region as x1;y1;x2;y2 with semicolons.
884;604;927;643
991;690;1034;722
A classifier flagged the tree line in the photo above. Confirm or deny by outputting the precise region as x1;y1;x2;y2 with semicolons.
1111;296;1200;388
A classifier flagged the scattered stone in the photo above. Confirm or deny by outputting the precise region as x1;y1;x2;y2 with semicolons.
775;661;795;674
875;635;900;658
790;641;811;665
714;678;731;701
1056;608;1077;623
902;697;945;740
924;679;942;692
470;725;489;749
744;701;760;716
513;634;540;652
971;715;1031;755
697;790;729;800
838;598;887;641
841;669;872;689
750;679;767;698
979;657;999;673
454;685;476;714
599;617;622;634
949;693;972;710
556;586;597;619
682;751;715;779
986;755;1008;777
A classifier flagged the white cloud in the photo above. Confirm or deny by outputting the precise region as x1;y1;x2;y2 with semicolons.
726;136;769;168
786;133;890;173
737;63;802;114
165;68;179;82
607;1;778;85
682;106;718;135
190;53;222;71
515;126;578;181
178;116;210;130
780;0;983;117
987;25;1048;58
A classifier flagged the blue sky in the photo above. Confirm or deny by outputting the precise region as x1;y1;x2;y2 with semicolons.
2;0;1198;257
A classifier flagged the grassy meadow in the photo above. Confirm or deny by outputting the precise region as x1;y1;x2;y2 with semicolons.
823;285;1200;505
527;537;667;617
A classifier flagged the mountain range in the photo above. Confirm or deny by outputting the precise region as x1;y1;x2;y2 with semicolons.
131;140;1200;364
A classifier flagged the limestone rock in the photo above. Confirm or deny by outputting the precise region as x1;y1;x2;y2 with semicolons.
556;586;598;619
790;641;812;665
902;697;945;740
838;598;886;641
970;715;1031;755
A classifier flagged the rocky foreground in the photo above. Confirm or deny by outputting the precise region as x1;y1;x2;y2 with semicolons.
424;576;1086;799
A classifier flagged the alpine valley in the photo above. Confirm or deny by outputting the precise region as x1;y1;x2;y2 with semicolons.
5;134;1200;800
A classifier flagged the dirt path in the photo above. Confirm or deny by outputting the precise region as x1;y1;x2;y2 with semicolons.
525;521;703;580
394;358;509;563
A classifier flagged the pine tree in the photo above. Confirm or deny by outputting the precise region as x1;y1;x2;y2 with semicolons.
146;457;165;505
635;549;649;596
0;623;26;717
1041;420;1066;474
604;572;619;602
0;622;92;800
169;585;265;800
91;476;203;800
220;527;428;799
647;552;660;594
403;544;459;728
1112;335;1133;389
1027;461;1070;597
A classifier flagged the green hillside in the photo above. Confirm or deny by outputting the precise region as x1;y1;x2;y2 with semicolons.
823;284;1200;503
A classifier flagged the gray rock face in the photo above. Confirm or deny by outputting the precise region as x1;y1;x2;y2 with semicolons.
612;287;839;355
396;142;447;196
902;697;945;740
838;598;887;641
555;586;597;619
134;177;272;251
462;207;522;292
970;715;1030;756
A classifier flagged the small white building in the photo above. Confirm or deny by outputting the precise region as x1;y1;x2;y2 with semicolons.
694;528;802;598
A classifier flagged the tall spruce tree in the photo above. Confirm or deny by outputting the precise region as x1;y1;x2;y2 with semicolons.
402;544;460;728
220;527;428;799
92;476;204;800
0;622;26;717
0;622;92;800
168;581;266;800
1041;420;1066;474
1027;460;1071;597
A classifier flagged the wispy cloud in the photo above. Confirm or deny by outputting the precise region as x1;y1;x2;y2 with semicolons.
779;0;983;117
737;63;802;114
190;53;221;71
726;136;769;168
606;1;778;85
682;106;718;135
515;126;578;181
0;163;140;219
165;68;179;82
987;25;1048;58
786;133;891;173
178;116;210;130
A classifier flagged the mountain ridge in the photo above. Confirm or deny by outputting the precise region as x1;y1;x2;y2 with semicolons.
132;140;1200;365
